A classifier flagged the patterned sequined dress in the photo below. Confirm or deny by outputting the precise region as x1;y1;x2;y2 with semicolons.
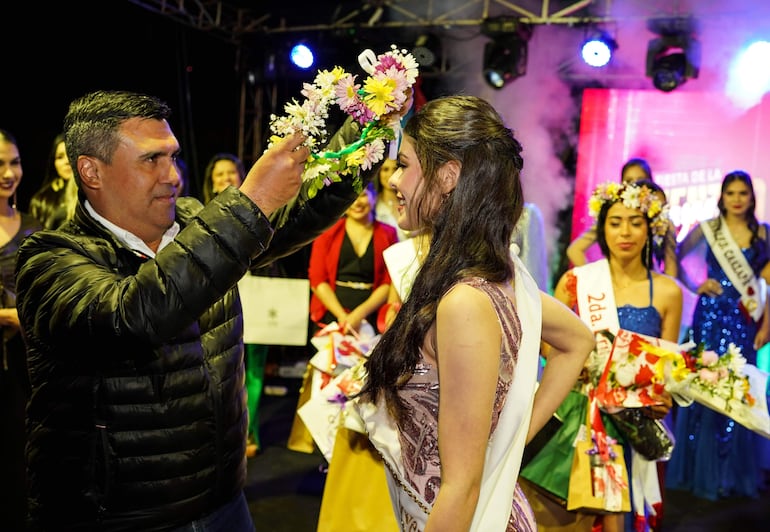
391;277;537;531
666;245;766;500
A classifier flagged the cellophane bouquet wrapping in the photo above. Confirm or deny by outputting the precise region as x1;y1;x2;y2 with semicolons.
592;329;683;460
298;322;378;461
593;329;682;409
666;342;770;439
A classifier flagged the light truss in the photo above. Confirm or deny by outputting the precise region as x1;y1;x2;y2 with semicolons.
127;1;615;43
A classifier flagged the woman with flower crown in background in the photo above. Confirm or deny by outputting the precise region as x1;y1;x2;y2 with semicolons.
566;158;678;277
666;170;770;501
520;180;682;532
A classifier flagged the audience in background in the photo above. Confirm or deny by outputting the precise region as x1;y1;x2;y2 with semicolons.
29;132;78;229
308;182;397;333
287;182;397;456
0;128;42;529
202;152;246;204
202;151;265;457
374;157;409;241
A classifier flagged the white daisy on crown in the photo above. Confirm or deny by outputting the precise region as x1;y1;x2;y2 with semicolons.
268;45;419;198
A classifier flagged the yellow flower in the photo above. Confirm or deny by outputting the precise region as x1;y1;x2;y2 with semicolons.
344;146;368;168
363;77;397;117
589;197;603;215
605;182;621;197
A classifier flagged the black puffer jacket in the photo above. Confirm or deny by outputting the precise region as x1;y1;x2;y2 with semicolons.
16;125;372;530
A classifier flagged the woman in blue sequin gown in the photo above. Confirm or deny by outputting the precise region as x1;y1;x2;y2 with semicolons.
667;170;770;500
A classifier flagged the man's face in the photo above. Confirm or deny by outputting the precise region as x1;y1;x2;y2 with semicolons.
84;117;181;250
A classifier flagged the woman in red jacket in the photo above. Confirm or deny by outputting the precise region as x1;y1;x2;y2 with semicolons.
286;181;398;456
308;181;398;333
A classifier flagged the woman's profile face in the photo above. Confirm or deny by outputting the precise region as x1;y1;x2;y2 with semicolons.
391;136;451;232
54;141;74;181
390;136;430;232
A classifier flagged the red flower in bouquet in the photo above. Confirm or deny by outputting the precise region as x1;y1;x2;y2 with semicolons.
594;330;673;408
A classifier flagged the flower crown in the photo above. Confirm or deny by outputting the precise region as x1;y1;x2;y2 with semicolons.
268;45;419;198
588;181;669;244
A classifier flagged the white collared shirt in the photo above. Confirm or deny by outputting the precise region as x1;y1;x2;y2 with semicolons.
84;201;180;258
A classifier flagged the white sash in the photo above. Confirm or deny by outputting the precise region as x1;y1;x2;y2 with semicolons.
382;239;422;301
700;217;766;322
574;259;620;373
574;259;620;334
470;253;541;530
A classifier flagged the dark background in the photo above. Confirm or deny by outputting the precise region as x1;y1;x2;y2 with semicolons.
5;1;432;208
7;1;242;206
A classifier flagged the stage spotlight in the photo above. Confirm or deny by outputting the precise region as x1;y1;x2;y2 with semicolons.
726;40;770;108
645;17;700;92
581;31;617;68
483;35;528;89
646;36;700;92
289;43;314;70
481;17;532;89
411;33;442;70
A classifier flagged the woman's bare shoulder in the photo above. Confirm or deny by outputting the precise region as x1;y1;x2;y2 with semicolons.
652;271;683;297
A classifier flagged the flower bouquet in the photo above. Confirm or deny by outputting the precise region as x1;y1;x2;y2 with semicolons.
593;329;682;410
308;320;378;378
268;45;419;198
667;342;770;439
592;329;681;461
298;323;379;460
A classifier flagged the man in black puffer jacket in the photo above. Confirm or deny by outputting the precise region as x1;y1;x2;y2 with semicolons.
15;89;403;531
